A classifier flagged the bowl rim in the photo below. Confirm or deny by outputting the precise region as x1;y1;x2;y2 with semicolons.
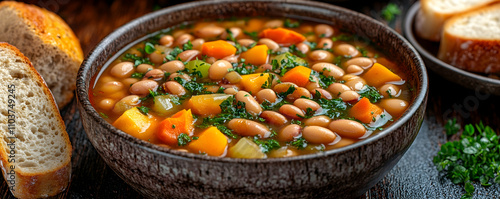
403;2;500;86
76;0;428;163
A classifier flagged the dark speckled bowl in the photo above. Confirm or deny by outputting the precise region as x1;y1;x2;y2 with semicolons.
76;1;428;198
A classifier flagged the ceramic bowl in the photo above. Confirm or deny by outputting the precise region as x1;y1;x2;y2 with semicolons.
404;2;500;95
76;0;428;198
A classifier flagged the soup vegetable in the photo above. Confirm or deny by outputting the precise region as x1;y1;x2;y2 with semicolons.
91;18;412;158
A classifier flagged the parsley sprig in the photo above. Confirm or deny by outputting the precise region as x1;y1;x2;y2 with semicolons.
434;121;500;198
357;85;382;103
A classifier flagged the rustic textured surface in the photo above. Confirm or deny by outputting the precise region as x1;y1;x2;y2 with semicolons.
1;0;499;198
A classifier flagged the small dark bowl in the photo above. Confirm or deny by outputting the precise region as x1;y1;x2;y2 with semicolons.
76;0;428;198
404;2;500;95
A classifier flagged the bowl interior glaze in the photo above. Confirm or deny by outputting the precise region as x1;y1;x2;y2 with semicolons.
77;0;428;198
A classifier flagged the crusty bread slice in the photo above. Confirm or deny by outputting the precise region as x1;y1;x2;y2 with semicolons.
0;43;72;198
437;3;500;73
415;0;499;41
0;1;83;108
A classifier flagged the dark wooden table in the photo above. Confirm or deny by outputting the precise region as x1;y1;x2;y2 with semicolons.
2;0;500;198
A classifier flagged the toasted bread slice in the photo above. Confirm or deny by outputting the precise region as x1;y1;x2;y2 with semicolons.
0;1;83;108
437;3;500;73
0;43;72;198
415;0;499;41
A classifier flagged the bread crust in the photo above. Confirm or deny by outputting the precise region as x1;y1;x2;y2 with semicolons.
0;1;83;65
415;0;500;41
0;1;84;108
0;43;72;199
438;4;500;74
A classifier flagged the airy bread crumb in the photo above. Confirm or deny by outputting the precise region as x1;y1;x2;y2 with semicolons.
0;42;71;199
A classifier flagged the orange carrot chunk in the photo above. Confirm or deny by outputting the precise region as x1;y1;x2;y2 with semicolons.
188;126;228;156
240;44;269;66
281;66;312;87
156;109;195;145
201;40;237;59
362;63;402;87
349;97;383;123
259;28;306;46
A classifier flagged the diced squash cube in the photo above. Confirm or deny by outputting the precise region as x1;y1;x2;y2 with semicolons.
186;94;231;115
240;44;269;66
281;66;311;87
240;73;271;94
188;126;228;156
113;107;155;140
362;63;402;87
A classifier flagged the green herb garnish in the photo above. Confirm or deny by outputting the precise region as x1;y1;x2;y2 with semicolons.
445;118;461;136
433;121;500;198
137;106;150;115
122;53;153;67
144;42;156;54
358;85;382;103
131;72;145;79
243;31;259;40
381;3;401;21
177;133;192;146
290;137;307;149
182;40;193;51
284;18;300;28
253;137;281;153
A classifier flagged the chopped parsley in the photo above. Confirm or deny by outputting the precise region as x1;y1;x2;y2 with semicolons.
166;47;183;61
356;46;369;57
283;18;300;28
290;137;307;149
131;72;145;79
434;121;500;198
144;42;156;54
386;89;393;98
177;133;192;146
253;137;281;153
381;3;401;22
314;94;347;119
197;96;257;139
445;118;461;136
140;89;162;101
182;40;193;51
137;106;150;115
243;30;259;40
173;77;210;95
277;85;296;98
122;53;153;66
358;85;382;103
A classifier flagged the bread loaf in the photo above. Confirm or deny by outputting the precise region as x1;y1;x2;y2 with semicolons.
437;3;500;73
0;43;72;198
0;1;83;108
415;0;499;41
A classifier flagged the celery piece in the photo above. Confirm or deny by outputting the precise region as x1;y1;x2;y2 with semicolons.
228;137;266;159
